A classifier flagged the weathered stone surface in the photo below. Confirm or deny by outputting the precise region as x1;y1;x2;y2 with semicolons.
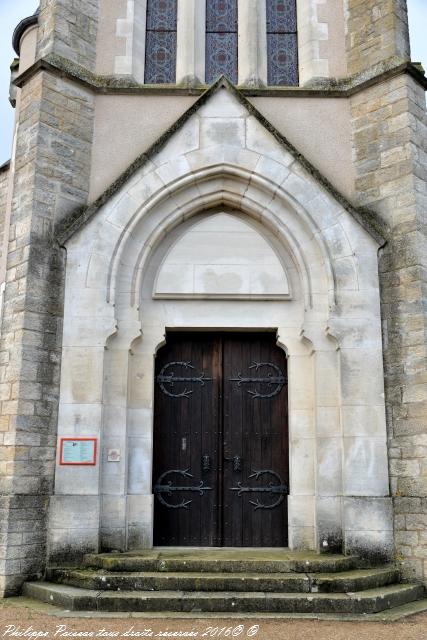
0;1;97;595
45;565;399;594
350;68;427;584
0;163;10;289
37;0;99;71
22;577;425;614
0;0;425;600
345;0;410;76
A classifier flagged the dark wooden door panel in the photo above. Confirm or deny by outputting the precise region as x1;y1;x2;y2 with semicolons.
153;333;220;546
223;334;288;547
152;332;288;547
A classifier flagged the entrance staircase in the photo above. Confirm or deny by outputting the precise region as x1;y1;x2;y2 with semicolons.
23;549;427;618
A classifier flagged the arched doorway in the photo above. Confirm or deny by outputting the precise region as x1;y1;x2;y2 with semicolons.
50;86;391;563
152;331;289;547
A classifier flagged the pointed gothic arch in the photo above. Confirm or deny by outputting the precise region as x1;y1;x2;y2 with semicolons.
50;88;391;562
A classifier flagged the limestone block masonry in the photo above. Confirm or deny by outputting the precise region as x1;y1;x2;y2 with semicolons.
344;0;410;75
350;72;427;583
347;6;427;583
0;2;98;598
37;0;99;70
0;0;426;598
0;165;9;283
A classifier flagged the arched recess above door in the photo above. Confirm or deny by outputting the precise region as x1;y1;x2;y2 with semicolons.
153;212;291;300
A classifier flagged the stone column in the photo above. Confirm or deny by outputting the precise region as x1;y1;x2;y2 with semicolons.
100;321;141;552
281;332;316;551
0;0;99;596
238;0;267;87
176;0;206;85
126;325;166;549
310;330;343;554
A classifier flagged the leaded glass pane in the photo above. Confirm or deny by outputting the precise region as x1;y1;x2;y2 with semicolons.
145;0;177;84
206;0;237;33
145;32;177;84
146;0;177;31
266;0;297;33
206;32;238;84
267;33;298;86
206;0;238;84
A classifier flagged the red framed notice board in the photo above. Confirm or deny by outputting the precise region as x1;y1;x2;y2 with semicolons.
59;438;97;465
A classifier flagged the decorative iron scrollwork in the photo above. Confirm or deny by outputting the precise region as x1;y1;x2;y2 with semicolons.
230;470;287;510
154;469;212;509
157;361;212;399
229;362;286;399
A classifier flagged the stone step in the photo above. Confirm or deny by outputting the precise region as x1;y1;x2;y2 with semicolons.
83;550;360;574
23;582;424;614
47;566;399;594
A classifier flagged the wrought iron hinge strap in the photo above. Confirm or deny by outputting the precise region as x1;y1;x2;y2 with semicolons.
157;361;213;398
230;470;288;510
154;469;212;509
229;362;286;399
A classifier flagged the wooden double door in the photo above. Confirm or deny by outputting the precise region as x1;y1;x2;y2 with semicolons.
152;332;289;547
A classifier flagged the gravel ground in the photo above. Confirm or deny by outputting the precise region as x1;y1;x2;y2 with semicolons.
0;602;427;640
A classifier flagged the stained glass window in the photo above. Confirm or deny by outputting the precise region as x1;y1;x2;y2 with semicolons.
266;0;298;86
144;0;177;84
206;0;238;84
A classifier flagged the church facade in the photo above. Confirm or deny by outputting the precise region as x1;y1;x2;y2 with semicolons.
0;0;426;599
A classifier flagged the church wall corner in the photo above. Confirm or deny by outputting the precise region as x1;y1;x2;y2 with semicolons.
36;0;100;72
350;73;427;585
0;67;97;594
344;0;411;76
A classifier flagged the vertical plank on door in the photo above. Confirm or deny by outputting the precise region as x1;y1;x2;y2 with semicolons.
153;331;288;547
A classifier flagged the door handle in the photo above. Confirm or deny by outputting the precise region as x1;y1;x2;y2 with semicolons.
224;455;242;472
202;454;211;472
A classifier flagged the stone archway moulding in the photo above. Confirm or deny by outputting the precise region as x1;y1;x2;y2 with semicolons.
48;89;392;565
107;162;337;313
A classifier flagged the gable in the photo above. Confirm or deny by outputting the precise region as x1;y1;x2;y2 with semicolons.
56;77;388;246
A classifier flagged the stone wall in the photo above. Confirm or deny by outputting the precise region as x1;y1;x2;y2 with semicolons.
0;165;9;284
344;0;410;75
0;0;98;595
350;73;427;583
37;0;99;70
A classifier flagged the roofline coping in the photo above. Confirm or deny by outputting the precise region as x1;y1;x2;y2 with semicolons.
54;76;389;247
